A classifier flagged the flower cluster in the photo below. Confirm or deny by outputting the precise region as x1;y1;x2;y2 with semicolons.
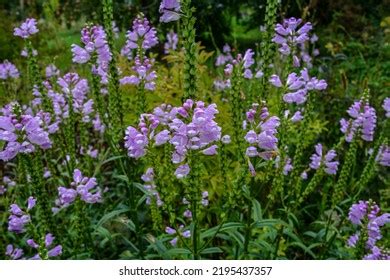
159;0;181;23
340;100;377;142
56;73;94;122
383;97;390;118
53;169;102;212
347;200;390;260
8;197;36;233
180;191;209;219
243;103;280;159
125;100;223;178
269;68;327;105
121;16;158;58
27;233;62;259
215;44;233;67
45;64;60;79
309;143;339;175
5;245;24;260
13;18;39;39
0;61;19;80
273;17;312;57
165;225;191;246
71;25;112;84
120;56;157;91
0;104;57;161
215;49;262;91
376;145;389;167
141;168;163;207
164;30;178;54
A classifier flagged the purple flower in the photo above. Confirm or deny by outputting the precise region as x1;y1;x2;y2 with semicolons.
174;164;190;179
376;145;389;167
159;0;181;23
56;73;94;122
121;16;158;57
0;105;55;161
383;98;390;118
347;200;390;259
340;100;377;142
124;126;149;159
183;209;192;218
348;200;368;225
273;17;312;58
270;69;327;105
165;227;176;235
71;25;111;83
8;197;35;233
120;56;157;91
243;49;255;69
244;104;280;160
182;230;191;238
27;233;62;258
269;75;282;87
141;168;155;183
215;44;233;66
0;61;20;79
5;245;24;260
55;169;101;210
14;18;39;39
309;143;339;175
283;157;293;175
27;196;36;210
164;30;178;54
347;233;359;248
45;64;59;78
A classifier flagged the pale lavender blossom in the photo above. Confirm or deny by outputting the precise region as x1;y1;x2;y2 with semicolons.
269;68;327;105
175;164;190;179
309;143;339;175
0;104;56;161
8;197;36;233
244;104;280;159
120;56;157;91
121;16;158;58
45;64;59;78
273;17;312;56
376;145;389;167
14;18;39;39
340;100;377;142
54;169;101;210
0;61;19;79
159;0;181;23
27;233;62;258
141;167;163;207
5;245;24;260
383;98;390;118
347;200;390;260
164;31;178;54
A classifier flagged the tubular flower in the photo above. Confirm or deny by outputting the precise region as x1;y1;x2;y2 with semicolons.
340;100;377;142
14;18;39;39
347;200;390;260
309;143;339;175
159;0;181;23
121;16;158;58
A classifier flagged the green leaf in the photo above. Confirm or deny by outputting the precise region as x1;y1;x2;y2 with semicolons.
252;199;262;221
95;208;130;229
200;247;223;255
167;248;192;256
201;222;244;239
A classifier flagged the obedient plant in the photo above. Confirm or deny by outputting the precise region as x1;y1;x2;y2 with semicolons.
347;200;390;260
0;61;20;80
1;4;389;261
